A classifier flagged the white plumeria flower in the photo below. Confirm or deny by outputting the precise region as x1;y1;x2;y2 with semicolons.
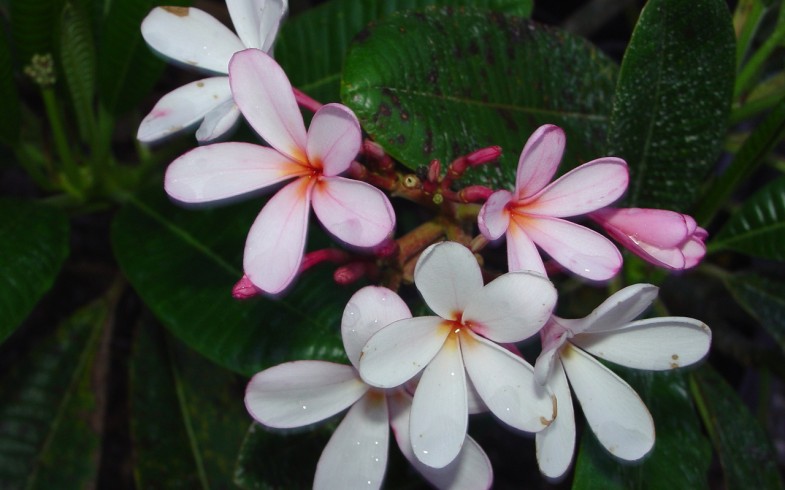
359;241;558;469
245;286;493;489
138;0;287;142
533;283;712;479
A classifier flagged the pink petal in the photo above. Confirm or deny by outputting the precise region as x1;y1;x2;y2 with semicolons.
477;190;512;240
226;0;287;51
592;208;694;248
141;7;243;74
341;286;412;370
682;231;707;268
522;217;622;281
515;125;565;199
461;331;555;432
314;391;389;490
535;359;576;479
137;77;232;143
463;271;556;343
410;335;468;468
312;177;395;248
506;221;546;274
195;99;241;142
413;242;484;320
243;177;312;293
245;361;368;428
229;49;307;162
572;283;659;334
524;157;628;217
307;104;362;177
165;142;306;203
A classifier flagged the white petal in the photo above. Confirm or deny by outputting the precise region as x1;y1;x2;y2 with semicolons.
478;190;512;240
463;270;556;343
572;283;659;334
314;391;389;490
536;359;576;479
227;0;287;51
560;344;655;460
141;7;243;73
245;361;368;428
359;317;450;388
342;286;412;370
414;242;484;320
410;335;468;468
572;317;711;370
461;331;554;432
195;99;241;142
466;375;489;414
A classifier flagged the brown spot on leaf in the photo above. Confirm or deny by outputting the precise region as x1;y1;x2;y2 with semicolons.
163;6;189;16
400;110;409;122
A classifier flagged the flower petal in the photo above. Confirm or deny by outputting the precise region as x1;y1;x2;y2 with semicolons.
522;216;622;281
307;104;362;177
314;391;389;490
413;242;484;320
525;157;628;217
463;271;556;343
592;208;695;248
165;142;305;203
137;77;232;143
244;177;312;293
141;7;243;73
571;283;659;334
342;286;412;369
312;177;395;247
572;317;711;370
245;361;368;428
560;344;655;460
515;125;565;199
195;99;241;142
461;331;555;432
410;335;468;468
535;359;576;479
506;221;546;274
477;190;512;240
229;49;307;161
534;319;570;385
360;317;450;388
227;0;287;51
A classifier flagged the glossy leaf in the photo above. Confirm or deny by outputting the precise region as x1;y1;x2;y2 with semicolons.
0;199;69;344
131;318;249;488
277;0;533;104
341;8;618;187
711;175;785;260
690;365;784;490
573;370;711;489
112;189;351;376
607;0;735;210
734;2;785;98
0;20;20;148
10;0;65;68
724;272;785;353
59;2;96;143
0;298;108;489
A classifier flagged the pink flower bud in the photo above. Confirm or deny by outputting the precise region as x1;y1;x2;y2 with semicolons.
232;275;263;300
465;145;502;166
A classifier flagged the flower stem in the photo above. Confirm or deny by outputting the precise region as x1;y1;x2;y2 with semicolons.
41;86;82;196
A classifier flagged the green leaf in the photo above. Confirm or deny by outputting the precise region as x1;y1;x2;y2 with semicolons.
724;272;785;353
733;0;766;69
59;2;96;143
690;365;784;490
0;199;69;344
10;0;66;68
0;297;109;489
131;317;249;489
112;189;351;376
277;0;533;104
734;2;785;98
573;370;711;489
341;8;618;187
0;23;21;148
607;0;735;210
711;175;785;260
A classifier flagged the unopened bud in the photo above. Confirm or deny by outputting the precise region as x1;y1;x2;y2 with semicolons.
465;146;502;166
458;185;494;203
24;53;56;87
232;275;262;300
427;160;441;182
362;140;386;160
334;262;368;285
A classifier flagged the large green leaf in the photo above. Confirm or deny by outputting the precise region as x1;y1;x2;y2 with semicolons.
0;199;69;344
573;370;711;489
59;2;96;143
112;189;352;376
131;318;248;489
0;22;20;148
341;8;618;187
607;0;735;210
277;0;532;105
711;175;785;260
690;365;784;490
0;297;109;489
724;272;785;353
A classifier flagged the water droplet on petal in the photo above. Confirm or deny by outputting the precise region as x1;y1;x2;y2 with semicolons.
343;302;360;328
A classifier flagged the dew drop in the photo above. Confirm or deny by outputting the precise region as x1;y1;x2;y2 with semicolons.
343;302;360;328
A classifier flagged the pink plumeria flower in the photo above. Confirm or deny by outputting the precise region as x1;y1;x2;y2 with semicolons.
478;124;629;281
359;241;557;469
533;284;712;478
165;48;395;294
138;0;287;142
245;286;493;489
590;208;708;270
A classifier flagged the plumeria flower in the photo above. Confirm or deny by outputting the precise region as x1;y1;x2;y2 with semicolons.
360;241;557;469
165;48;395;294
590;208;708;270
138;0;287;142
533;283;712;479
478;124;629;281
245;286;493;489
